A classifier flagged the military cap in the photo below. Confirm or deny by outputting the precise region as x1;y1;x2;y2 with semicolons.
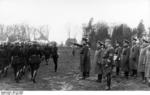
97;41;103;45
82;37;88;42
97;40;100;44
123;40;130;44
132;37;137;41
143;39;149;43
115;40;121;45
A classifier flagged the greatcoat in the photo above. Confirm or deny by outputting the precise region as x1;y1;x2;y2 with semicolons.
129;45;140;70
121;46;130;72
144;45;150;78
138;44;147;72
80;45;91;73
93;48;105;74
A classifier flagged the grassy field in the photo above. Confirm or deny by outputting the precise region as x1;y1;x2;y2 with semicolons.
0;47;150;90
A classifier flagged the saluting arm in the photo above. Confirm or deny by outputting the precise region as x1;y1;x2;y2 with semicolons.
70;42;83;47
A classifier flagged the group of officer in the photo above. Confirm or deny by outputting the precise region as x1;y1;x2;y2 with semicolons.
77;37;150;90
0;41;58;83
93;39;114;90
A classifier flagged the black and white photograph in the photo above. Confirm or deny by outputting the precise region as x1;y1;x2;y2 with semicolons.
0;0;149;92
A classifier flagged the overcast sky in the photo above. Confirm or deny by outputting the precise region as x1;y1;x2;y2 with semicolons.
0;0;149;44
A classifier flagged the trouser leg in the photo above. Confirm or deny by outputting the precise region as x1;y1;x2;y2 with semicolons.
97;74;102;82
131;69;134;76
13;66;17;80
125;71;129;79
82;72;86;79
30;64;34;79
86;72;89;77
53;57;58;72
141;72;145;80
134;69;137;77
106;73;111;89
141;72;146;81
116;67;120;75
132;69;137;77
32;69;37;83
46;58;48;65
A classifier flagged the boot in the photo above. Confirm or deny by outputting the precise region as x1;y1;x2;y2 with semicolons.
80;72;86;80
116;67;120;76
105;86;111;90
85;72;90;78
96;74;102;83
32;78;36;83
125;72;129;79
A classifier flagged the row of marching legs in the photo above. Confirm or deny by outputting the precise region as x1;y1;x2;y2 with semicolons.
0;65;10;78
12;64;39;83
12;63;28;83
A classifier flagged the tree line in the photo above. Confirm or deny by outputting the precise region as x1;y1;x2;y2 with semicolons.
0;24;49;42
87;20;147;49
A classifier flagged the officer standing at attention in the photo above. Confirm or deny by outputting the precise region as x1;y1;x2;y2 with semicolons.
103;39;114;90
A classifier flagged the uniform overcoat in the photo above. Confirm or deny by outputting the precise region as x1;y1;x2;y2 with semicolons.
80;45;91;73
138;45;147;72
129;45;140;70
94;48;105;74
144;45;150;78
121;46;130;72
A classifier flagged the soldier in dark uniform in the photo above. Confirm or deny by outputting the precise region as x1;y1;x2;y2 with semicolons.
103;39;114;90
51;42;59;72
44;44;52;65
121;40;130;79
114;41;122;76
11;43;24;82
3;42;11;77
39;44;45;63
0;43;10;77
19;43;28;78
28;42;42;83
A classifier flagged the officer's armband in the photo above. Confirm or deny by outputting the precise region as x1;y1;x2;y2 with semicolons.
113;55;117;61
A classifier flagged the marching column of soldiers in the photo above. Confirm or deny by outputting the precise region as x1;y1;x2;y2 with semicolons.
0;41;58;83
75;37;150;90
